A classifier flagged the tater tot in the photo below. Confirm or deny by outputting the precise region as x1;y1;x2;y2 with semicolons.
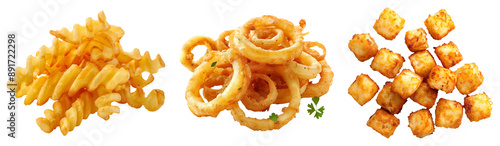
424;9;455;40
391;69;423;99
435;98;463;128
455;63;484;95
348;33;379;62
405;28;429;52
434;41;463;69
464;93;492;122
377;82;407;114
427;65;457;93
348;74;379;106
370;48;405;78
408;109;435;138
409;50;436;79
410;82;438;109
373;8;405;40
367;109;400;138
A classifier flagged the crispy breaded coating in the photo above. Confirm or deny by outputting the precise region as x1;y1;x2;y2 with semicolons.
427;65;456;93
391;69;423;99
425;9;455;40
464;93;492;122
434;41;463;69
435;98;463;128
377;82;407;114
405;28;429;52
373;8;405;40
409;50;436;79
367;109;400;138
348;33;379;62
370;48;405;78
348;74;379;106
408;109;435;138
410;82;438;109
455;63;484;95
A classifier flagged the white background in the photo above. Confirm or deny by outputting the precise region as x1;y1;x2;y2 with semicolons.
1;0;500;146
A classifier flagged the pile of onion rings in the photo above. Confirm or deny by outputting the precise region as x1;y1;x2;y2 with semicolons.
180;15;333;130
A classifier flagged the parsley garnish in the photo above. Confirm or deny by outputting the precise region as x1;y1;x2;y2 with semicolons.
238;87;242;90
307;96;325;119
211;61;217;67
270;113;278;122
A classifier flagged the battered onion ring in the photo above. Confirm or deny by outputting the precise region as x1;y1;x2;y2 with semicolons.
231;15;304;64
246;60;309;103
303;41;326;61
185;51;251;117
180;36;218;72
250;28;284;49
229;66;300;130
274;79;309;104
288;52;322;79
216;30;234;51
241;74;278;111
202;69;232;102
302;60;334;98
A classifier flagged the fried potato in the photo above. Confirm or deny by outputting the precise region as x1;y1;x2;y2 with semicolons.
408;109;434;138
348;33;378;62
391;69;423;99
455;63;484;95
464;93;492;122
434;41;463;69
410;82;438;109
405;28;429;52
370;48;405;78
427;65;457;93
373;8;405;40
435;98;463;128
424;9;455;40
409;50;436;79
348;74;379;106
14;11;166;136
367;109;400;138
376;82;407;114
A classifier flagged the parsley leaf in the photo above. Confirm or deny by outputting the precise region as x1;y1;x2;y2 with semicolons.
307;96;325;119
312;96;320;105
314;106;325;119
307;103;315;115
238;87;242;90
211;61;217;67
270;113;278;122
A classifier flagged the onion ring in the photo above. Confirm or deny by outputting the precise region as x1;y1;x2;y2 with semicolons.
250;28;284;49
231;15;304;64
185;50;251;117
229;66;300;130
241;74;278;111
202;69;232;102
303;41;327;61
302;60;334;97
288;52;322;79
216;30;234;51
274;78;309;104
180;36;218;72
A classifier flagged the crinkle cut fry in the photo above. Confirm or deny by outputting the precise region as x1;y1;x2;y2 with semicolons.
22;63;130;104
59;92;97;135
12;11;166;136
115;85;165;111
